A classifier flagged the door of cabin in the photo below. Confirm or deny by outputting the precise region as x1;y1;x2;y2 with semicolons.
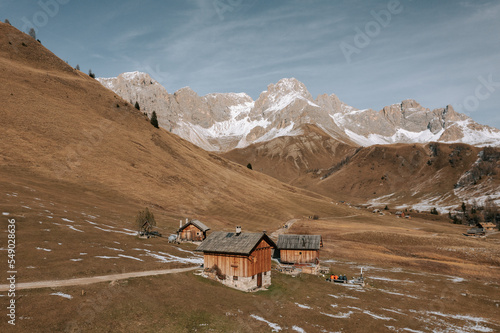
257;273;262;288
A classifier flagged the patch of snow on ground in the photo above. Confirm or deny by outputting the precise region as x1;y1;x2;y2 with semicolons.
402;328;425;333
61;218;74;222
36;247;52;252
70;259;83;262
95;256;120;259
363;310;394;321
105;247;124;252
2;212;9;216
46;216;53;219
321;311;353;319
379;289;418;299
295;303;311;309
157;252;203;265
22;206;31;209
369;276;414;283
175;247;198;255
292;326;306;333
80;253;87;255
67;225;84;233
382;308;406;315
328;294;358;300
93;226;136;236
50;292;72;299
118;254;143;261
449;277;465;283
249;314;282;332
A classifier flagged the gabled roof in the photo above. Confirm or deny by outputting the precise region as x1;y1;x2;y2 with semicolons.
466;227;484;234
277;234;322;250
196;232;276;255
178;219;210;233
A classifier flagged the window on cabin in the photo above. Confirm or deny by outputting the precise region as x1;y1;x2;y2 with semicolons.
252;275;254;280
233;276;238;281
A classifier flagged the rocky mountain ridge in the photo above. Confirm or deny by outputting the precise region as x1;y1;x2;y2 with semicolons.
98;72;500;151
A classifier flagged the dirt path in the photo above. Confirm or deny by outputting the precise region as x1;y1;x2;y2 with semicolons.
0;266;199;291
270;219;299;238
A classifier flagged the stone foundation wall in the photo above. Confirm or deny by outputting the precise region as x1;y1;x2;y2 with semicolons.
204;271;272;292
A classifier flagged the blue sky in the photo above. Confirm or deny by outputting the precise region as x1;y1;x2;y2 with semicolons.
3;0;500;128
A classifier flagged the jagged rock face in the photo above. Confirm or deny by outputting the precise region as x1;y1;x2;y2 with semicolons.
98;73;500;151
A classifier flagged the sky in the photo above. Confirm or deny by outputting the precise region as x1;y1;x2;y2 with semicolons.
3;0;500;128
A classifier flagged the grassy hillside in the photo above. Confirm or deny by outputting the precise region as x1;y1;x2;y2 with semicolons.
223;127;500;210
0;21;350;233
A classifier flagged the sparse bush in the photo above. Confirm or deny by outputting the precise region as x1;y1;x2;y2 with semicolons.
5;19;11;25
430;207;439;215
75;64;80;71
135;101;140;110
384;205;389;210
312;215;319;220
150;111;159;128
88;69;95;79
28;27;36;39
247;163;252;170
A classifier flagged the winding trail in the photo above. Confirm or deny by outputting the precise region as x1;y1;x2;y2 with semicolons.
0;266;199;291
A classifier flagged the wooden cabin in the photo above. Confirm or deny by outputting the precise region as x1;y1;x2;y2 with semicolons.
177;219;210;242
480;222;497;232
277;234;323;265
196;227;276;292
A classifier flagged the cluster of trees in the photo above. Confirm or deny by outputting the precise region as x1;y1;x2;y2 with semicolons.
449;199;499;225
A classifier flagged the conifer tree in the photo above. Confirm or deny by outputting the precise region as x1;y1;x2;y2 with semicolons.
150;111;159;128
135;101;140;110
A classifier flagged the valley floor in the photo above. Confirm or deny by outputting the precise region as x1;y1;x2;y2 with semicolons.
1;170;499;332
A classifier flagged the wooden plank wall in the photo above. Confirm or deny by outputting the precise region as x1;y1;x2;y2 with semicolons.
280;249;319;264
179;224;204;241
203;239;272;277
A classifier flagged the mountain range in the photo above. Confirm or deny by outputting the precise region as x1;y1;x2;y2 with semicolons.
98;72;500;152
98;72;500;211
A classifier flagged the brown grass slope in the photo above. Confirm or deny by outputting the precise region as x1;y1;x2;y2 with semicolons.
0;22;349;231
223;125;500;207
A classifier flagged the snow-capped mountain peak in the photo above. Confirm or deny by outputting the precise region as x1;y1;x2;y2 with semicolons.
97;73;500;151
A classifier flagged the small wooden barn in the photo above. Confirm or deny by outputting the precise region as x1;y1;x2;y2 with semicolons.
277;234;323;265
463;227;485;237
177;219;210;242
196;227;276;291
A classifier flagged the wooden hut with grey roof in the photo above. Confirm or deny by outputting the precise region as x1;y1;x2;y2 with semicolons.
177;219;210;242
277;234;323;265
196;226;276;291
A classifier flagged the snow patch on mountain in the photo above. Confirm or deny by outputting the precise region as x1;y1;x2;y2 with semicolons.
343;128;446;146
